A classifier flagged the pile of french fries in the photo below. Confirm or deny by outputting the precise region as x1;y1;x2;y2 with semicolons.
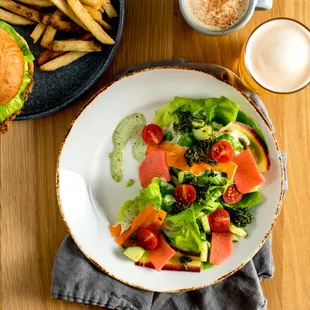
0;0;117;71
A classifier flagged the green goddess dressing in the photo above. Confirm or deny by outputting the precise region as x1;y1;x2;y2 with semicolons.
109;113;146;182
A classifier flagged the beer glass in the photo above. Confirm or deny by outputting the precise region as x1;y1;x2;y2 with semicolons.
239;18;310;94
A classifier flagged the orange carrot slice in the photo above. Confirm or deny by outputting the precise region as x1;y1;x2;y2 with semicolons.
190;161;238;180
116;204;154;245
146;142;186;155
146;144;191;171
146;142;237;179
166;152;190;171
154;209;167;229
109;223;121;237
141;209;158;228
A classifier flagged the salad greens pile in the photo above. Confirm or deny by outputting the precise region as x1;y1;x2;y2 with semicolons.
117;96;266;255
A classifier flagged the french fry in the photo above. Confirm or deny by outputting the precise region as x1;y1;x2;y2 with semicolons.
67;0;114;44
42;12;53;25
80;0;102;10
83;5;101;19
48;0;86;29
0;0;42;23
37;49;65;65
30;22;47;43
17;0;54;7
40;51;89;71
51;9;65;22
102;0;117;18
50;40;101;52
0;7;34;25
84;5;111;29
41;25;57;48
37;33;92;65
83;5;110;29
41;10;63;48
51;20;83;33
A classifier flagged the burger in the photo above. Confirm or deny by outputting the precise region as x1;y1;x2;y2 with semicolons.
0;21;34;134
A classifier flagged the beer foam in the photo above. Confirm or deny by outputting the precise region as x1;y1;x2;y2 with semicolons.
184;0;250;31
246;19;310;93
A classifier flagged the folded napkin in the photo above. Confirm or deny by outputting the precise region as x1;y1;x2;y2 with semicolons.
52;59;288;310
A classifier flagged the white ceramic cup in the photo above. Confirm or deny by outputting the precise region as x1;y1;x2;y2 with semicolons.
179;0;273;36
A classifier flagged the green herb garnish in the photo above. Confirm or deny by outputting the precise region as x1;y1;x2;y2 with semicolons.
184;139;217;166
173;111;193;133
179;255;192;271
225;207;253;228
170;202;189;215
130;231;137;243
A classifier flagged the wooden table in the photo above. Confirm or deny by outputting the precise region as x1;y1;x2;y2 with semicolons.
1;1;309;309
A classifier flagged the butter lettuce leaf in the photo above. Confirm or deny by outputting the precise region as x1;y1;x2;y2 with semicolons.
153;96;239;128
221;192;262;209
0;21;34;122
163;206;202;253
117;177;175;231
117;177;162;222
154;97;204;128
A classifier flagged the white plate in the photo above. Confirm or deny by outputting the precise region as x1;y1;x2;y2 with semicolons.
57;67;284;292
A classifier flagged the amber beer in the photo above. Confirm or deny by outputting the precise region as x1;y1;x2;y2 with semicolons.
239;18;310;94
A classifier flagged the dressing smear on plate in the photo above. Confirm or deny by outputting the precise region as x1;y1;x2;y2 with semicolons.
109;113;146;182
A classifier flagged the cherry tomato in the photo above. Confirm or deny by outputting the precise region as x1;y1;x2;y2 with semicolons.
142;124;164;145
136;225;159;250
211;141;234;163
174;184;197;205
223;184;243;204
208;209;230;232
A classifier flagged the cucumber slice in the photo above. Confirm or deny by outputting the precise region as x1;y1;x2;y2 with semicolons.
171;175;179;186
123;246;145;262
191;119;205;129
178;171;185;183
193;125;213;140
229;224;248;238
232;234;239;242
199;214;211;233
200;241;209;262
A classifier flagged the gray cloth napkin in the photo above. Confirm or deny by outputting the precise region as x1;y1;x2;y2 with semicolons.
52;59;288;310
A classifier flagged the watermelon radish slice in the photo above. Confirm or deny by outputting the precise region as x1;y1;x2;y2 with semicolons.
148;235;176;271
136;248;201;272
139;150;171;188
210;232;233;265
233;149;265;194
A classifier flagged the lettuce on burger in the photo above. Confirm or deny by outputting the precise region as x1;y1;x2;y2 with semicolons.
0;21;34;134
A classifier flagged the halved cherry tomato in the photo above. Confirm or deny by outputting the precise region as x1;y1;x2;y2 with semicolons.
174;184;197;205
223;184;243;204
211;141;234;163
142;124;164;145
208;209;230;232
136;224;159;250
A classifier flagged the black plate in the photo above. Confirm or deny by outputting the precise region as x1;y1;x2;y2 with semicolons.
12;0;124;120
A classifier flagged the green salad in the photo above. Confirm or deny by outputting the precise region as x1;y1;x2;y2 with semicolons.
109;96;270;272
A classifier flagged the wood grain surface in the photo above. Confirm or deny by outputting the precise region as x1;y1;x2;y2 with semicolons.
1;0;309;309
